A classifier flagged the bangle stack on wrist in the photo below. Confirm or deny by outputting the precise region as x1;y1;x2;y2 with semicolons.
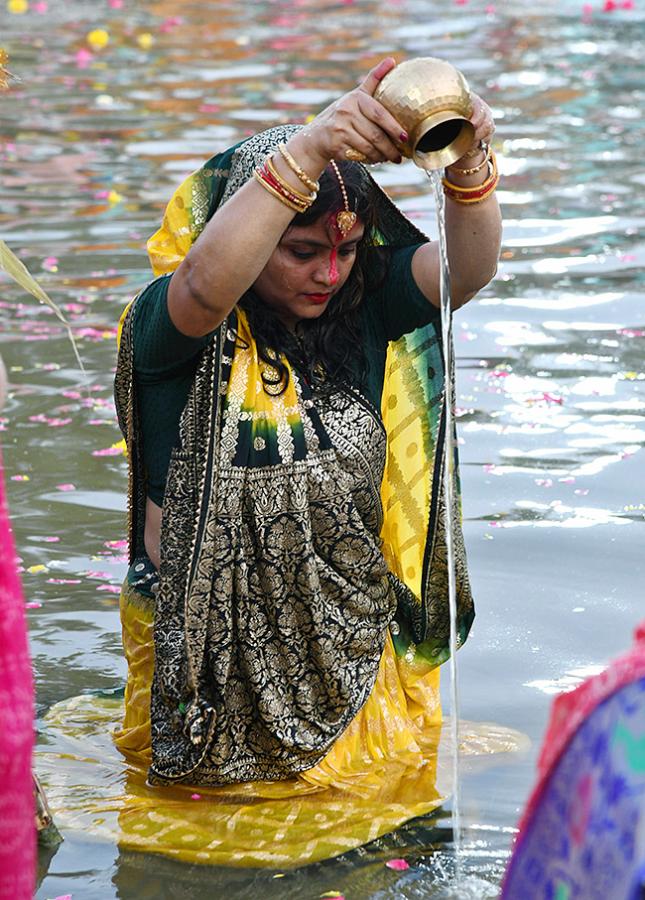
278;143;320;193
448;142;491;177
253;148;318;213
442;147;499;205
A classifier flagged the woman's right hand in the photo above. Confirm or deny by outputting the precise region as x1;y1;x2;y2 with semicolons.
292;58;406;168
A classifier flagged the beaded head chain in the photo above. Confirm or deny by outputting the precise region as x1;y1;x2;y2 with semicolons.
329;160;357;238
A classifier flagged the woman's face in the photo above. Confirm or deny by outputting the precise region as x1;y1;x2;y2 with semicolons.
252;214;365;329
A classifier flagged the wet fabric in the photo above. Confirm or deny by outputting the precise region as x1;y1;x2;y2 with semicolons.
109;578;445;865
0;451;34;900
37;666;527;870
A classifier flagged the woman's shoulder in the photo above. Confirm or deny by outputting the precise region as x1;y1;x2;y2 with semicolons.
132;273;216;376
361;242;437;343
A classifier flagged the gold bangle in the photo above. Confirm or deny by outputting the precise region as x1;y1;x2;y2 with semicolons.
443;172;499;204
277;143;320;194
448;143;491;176
265;155;316;205
253;168;308;213
256;159;315;211
442;150;498;194
461;140;485;159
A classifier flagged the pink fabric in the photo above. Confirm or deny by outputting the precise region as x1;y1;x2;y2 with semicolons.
515;619;645;839
0;451;35;900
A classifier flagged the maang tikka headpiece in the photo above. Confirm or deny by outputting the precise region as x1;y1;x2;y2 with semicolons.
329;160;357;238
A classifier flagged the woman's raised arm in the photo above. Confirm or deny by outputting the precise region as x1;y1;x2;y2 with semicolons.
410;93;503;310
167;58;406;337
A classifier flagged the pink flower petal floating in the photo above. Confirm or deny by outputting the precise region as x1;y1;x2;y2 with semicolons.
97;584;121;593
28;415;73;427
541;392;563;405
56;483;76;491
92;446;123;457
385;858;410;871
33;0;48;10
159;15;183;32
11;474;30;482
104;539;128;550
191;793;201;800
25;602;42;609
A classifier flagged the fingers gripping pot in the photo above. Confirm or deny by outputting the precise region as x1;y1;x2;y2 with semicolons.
374;57;474;170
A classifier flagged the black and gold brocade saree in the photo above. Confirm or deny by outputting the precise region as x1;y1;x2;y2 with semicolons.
114;126;474;794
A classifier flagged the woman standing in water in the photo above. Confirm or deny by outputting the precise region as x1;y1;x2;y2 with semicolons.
113;57;501;862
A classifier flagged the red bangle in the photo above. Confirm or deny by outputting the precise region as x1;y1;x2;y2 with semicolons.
254;161;311;212
443;173;499;204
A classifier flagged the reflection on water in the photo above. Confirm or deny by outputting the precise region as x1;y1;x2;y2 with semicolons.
1;0;643;897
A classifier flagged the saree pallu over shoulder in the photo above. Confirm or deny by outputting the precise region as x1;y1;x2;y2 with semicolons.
381;325;474;669
116;305;396;785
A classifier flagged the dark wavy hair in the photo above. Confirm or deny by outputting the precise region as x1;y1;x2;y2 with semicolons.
239;160;386;395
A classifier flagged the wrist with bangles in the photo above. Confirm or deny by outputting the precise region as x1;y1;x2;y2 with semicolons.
442;142;499;204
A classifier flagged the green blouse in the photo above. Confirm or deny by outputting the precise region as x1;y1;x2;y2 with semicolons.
133;243;439;506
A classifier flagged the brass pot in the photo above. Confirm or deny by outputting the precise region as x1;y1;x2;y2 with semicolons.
374;57;475;170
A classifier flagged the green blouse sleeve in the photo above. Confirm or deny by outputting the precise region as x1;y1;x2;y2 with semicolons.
132;274;215;377
365;243;440;343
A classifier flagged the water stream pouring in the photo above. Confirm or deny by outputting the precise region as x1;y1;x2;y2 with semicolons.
428;167;463;871
375;56;471;872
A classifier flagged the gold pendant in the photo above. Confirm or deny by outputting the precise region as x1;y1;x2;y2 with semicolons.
336;210;357;237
